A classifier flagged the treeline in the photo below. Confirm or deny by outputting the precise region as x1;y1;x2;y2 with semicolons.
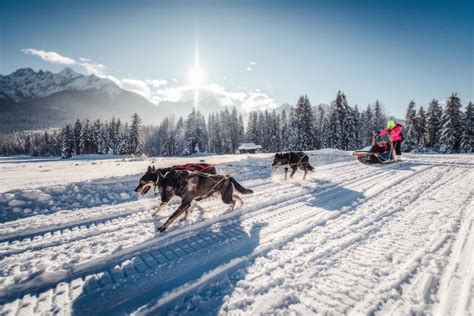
403;94;473;153
1;92;472;157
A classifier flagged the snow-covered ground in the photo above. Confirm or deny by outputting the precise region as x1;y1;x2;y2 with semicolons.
0;150;472;315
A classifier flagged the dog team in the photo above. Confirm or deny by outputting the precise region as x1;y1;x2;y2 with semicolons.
135;152;314;232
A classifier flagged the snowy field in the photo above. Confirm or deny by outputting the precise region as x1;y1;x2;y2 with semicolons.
0;150;473;315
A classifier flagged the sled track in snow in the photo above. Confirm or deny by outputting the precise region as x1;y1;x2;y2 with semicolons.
0;161;435;315
151;160;472;315
0;161;377;248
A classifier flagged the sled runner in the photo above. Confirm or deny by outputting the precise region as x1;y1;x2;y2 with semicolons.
352;150;396;165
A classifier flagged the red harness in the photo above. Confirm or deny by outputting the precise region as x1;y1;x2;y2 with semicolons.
172;163;215;172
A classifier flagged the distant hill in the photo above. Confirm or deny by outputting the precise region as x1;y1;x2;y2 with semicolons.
0;68;163;131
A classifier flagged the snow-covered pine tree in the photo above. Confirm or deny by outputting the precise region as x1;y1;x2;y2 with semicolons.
238;114;245;143
403;101;418;152
269;110;281;152
61;124;74;159
79;119;92;155
73;119;82;155
327;91;347;149
175;117;186;155
414;106;427;152
371;100;386;132
229;107;241;153
459;102;473;153
353;105;362;149
220;109;232;153
246;111;258;144
288;95;316;151
92;119;101;154
314;104;326;149
128;113;142;155
362;104;374;145
185;109;208;153
99;122;109;154
280;109;288;150
118;122;130;155
426;99;443;149
439;93;463;153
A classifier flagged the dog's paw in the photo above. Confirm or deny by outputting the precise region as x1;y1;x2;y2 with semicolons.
157;226;167;233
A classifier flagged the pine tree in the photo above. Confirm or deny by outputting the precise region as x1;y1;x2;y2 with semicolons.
327;91;349;149
371;100;386;132
459;102;473;153
79;119;92;155
175;117;186;155
73;119;82;155
61;124;74;159
362;104;374;145
414;106;427;152
287;95;316;150
128;113;142;155
426;99;443;149
238;114;245;143
229;107;241;153
439;93;463;153
314;104;326;149
353;105;362;149
99;122;109;154
280;109;289;150
185;109;208;153
403;101;418;152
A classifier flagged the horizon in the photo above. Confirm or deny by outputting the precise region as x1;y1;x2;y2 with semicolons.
1;0;473;117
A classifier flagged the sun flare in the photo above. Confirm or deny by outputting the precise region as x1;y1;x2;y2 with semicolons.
188;66;206;86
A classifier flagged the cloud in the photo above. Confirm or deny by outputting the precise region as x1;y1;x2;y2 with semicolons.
241;90;277;112
22;48;277;112
22;48;76;65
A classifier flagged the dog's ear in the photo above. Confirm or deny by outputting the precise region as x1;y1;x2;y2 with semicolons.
147;165;152;172
151;165;156;172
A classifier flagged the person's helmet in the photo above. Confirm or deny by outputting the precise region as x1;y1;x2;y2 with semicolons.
386;120;396;129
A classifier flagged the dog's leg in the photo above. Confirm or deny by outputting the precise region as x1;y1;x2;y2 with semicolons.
284;167;288;180
152;202;168;217
303;167;308;180
157;202;191;232
290;167;297;178
232;194;243;209
181;201;196;222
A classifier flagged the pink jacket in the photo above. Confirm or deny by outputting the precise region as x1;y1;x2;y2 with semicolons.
379;123;404;142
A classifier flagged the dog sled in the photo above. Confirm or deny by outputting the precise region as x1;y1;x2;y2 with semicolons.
353;135;398;165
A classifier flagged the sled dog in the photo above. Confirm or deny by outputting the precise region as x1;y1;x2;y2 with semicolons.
272;151;314;180
135;166;252;232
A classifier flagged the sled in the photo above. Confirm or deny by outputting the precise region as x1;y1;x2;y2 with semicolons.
352;150;396;165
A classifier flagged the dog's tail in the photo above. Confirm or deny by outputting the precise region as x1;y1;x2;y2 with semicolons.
307;163;315;171
230;177;253;194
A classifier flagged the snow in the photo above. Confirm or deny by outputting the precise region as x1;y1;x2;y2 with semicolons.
0;150;472;315
0;67;120;102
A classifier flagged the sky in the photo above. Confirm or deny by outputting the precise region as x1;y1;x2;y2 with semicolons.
0;0;472;117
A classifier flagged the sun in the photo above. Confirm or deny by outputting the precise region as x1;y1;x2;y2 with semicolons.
188;66;206;86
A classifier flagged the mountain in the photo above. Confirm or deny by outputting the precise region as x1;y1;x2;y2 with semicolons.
0;68;162;132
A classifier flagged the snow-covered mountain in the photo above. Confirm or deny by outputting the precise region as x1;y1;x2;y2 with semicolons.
0;68;163;131
0;67;120;102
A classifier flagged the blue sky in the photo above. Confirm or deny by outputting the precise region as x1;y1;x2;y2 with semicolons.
0;0;472;117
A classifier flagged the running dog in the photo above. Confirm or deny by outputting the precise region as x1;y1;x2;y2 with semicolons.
135;167;252;232
134;164;216;196
272;151;314;180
